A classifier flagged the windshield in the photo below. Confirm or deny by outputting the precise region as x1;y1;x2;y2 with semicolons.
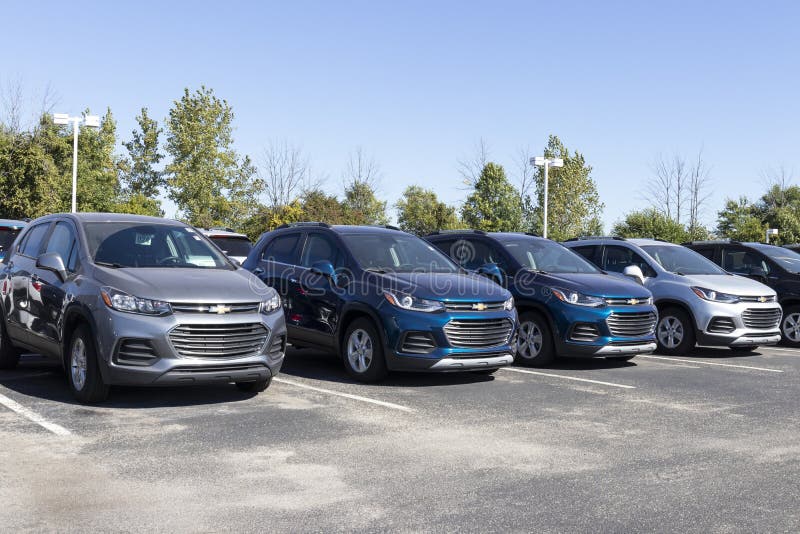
341;233;458;273
641;245;725;275
749;244;800;273
209;236;252;257
85;222;233;269
504;239;599;274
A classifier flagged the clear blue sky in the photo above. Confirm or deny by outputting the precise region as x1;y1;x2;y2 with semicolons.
3;1;799;229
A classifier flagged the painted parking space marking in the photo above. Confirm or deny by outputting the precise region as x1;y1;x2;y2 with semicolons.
500;367;636;389
760;347;800;356
638;355;783;373
0;391;72;436
273;377;416;413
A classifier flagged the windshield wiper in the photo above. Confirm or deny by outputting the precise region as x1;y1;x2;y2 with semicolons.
94;261;125;268
364;267;387;274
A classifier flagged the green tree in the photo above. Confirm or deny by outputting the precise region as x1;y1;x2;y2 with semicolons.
342;180;388;225
612;208;689;243
461;162;523;232
396;185;460;235
74;108;123;213
165;86;259;228
301;189;346;224
716;197;763;241
122;107;163;198
528;135;604;240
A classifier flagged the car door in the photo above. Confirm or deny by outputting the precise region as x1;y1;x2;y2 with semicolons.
27;220;79;356
290;232;345;348
6;222;52;345
253;232;302;337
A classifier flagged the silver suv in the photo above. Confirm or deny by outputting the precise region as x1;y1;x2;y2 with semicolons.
0;213;286;403
564;238;782;354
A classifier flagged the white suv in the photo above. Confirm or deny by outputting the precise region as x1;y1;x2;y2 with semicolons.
564;238;782;355
200;228;253;264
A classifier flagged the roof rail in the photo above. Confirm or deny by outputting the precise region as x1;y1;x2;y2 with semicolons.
384;224;401;231
682;239;738;246
563;236;625;242
208;226;237;232
275;222;331;229
427;229;486;236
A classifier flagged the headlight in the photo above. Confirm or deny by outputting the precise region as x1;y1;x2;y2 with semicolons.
100;287;172;315
551;287;605;308
503;296;514;311
260;293;282;314
691;287;740;303
383;291;445;313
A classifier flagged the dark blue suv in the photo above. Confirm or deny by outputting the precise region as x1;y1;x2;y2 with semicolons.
426;231;658;366
244;223;517;381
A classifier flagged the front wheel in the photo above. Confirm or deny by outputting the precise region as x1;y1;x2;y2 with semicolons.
781;306;800;347
656;308;696;356
516;312;555;366
342;318;388;382
67;324;109;404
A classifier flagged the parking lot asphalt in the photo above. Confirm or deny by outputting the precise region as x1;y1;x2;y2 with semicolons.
1;346;799;533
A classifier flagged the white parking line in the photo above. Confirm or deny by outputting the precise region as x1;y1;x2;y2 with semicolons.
638;355;783;373
761;347;800;355
273;377;416;413
500;367;636;389
0;392;72;436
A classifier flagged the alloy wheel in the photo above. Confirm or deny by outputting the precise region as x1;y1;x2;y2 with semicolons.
782;313;800;342
517;321;543;359
71;337;88;391
657;316;684;349
347;329;373;373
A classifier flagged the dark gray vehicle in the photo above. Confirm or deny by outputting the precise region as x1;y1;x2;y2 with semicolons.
0;213;286;403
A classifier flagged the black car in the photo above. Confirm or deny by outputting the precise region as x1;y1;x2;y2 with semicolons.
684;240;800;346
242;223;517;382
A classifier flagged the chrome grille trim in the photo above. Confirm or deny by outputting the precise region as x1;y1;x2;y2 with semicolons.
741;308;781;330
115;339;158;366
604;297;652;306
606;312;657;337
443;301;506;312
739;295;776;303
169;323;269;358
708;317;736;334
443;319;513;348
570;323;599;342
401;332;437;354
170;302;260;314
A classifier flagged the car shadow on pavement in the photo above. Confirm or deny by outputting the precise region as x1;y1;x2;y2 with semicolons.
540;357;638;371
0;355;263;409
281;348;497;388
681;346;768;360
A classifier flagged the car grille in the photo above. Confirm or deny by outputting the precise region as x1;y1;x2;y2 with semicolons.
741;308;781;330
570;323;599;342
604;297;651;306
443;301;506;312
115;339;158;366
400;332;437;354
739;295;776;303
606;312;657;337
170;302;259;314
707;317;736;334
443;319;513;348
169;323;269;358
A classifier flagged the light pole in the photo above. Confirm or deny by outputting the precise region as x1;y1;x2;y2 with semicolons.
530;156;564;239
53;113;100;213
766;228;778;244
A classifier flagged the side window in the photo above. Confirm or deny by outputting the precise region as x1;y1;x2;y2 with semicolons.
572;245;598;264
447;239;501;271
44;222;78;271
604;246;656;277
20;223;51;258
722;248;769;275
300;233;342;269
693;247;716;261
262;233;300;264
430;239;454;258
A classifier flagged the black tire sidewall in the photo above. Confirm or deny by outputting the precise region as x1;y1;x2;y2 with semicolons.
516;311;556;367
342;318;387;382
67;325;108;403
656;308;695;356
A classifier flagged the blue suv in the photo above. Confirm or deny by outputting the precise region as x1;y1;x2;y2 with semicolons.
426;231;658;365
244;223;517;381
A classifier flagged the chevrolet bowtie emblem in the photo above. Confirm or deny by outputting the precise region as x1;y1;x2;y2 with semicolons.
628;298;639;305
210;305;232;314
758;296;767;303
472;302;488;311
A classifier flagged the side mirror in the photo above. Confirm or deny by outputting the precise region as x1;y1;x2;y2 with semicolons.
476;263;504;286
37;252;67;281
623;265;645;285
310;260;337;284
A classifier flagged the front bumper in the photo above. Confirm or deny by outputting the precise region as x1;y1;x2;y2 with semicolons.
692;301;781;347
93;306;287;386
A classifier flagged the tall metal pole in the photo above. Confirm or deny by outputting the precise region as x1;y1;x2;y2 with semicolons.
71;118;79;213
542;161;549;239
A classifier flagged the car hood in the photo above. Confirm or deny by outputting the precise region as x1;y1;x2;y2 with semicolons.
679;273;776;296
517;271;651;299
92;265;272;303
370;271;510;302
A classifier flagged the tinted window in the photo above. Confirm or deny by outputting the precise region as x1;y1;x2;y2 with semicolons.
722;248;769;275
300;234;343;268
693;248;715;261
604;246;656;278
640;245;726;275
445;238;509;271
86;222;232;269
209;236;252;257
20;223;51;257
45;222;78;271
572;245;599;264
263;234;300;264
503;239;598;274
748;243;800;273
0;227;21;255
341;233;457;273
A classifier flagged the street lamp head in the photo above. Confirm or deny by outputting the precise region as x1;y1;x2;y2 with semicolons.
549;158;564;168
83;115;101;128
531;156;546;166
53;113;70;125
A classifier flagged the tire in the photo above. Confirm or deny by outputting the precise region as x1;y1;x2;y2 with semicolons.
0;317;21;370
780;305;800;347
655;307;696;356
472;368;499;375
235;377;272;392
67;324;109;404
516;311;556;366
606;355;636;362
342;318;388;382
